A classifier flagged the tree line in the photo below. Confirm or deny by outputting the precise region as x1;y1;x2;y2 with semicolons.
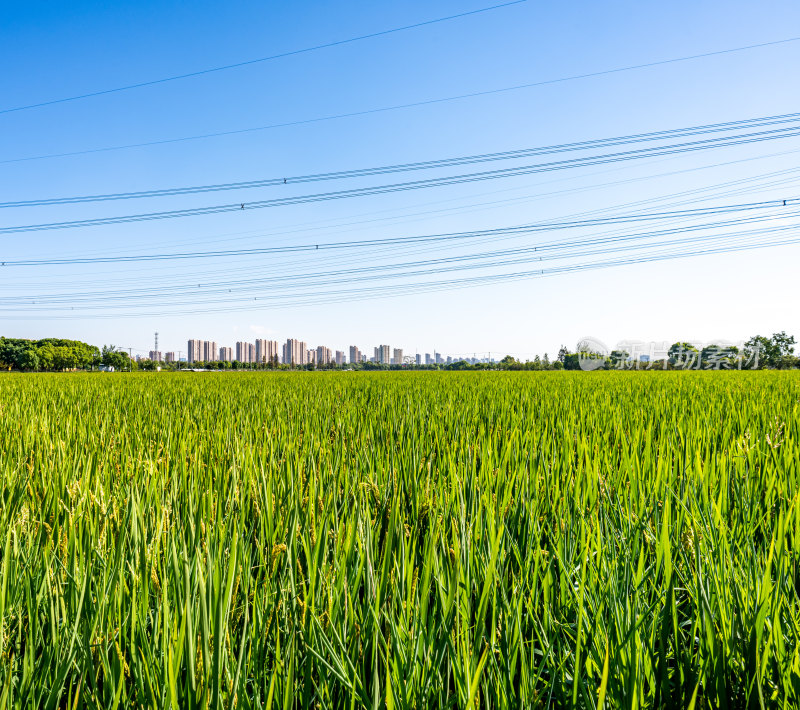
0;338;100;371
0;339;142;372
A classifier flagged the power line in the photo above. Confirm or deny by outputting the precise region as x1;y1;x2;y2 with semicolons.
49;142;800;266
3;124;799;235
7;217;797;311
4;111;799;209
9;215;800;306
7;149;800;293
5;231;799;319
2;197;795;267
3;34;799;165
3;199;797;304
5;134;800;299
0;1;526;116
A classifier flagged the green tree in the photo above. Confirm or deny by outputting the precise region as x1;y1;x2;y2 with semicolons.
37;344;55;371
101;345;132;371
563;353;581;370
0;341;25;370
744;332;796;368
17;349;39;371
52;346;77;371
770;331;796;368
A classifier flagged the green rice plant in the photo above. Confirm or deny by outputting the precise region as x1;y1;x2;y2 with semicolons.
0;370;798;708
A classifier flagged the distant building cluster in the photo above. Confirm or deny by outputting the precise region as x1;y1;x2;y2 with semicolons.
137;340;496;367
158;338;483;367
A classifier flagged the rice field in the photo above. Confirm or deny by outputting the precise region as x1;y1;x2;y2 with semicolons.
0;371;798;708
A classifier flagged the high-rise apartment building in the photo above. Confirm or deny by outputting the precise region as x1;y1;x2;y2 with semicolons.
349;346;361;365
335;350;345;366
415;353;422;365
236;341;255;363
316;345;332;365
435;352;443;365
219;347;233;362
187;339;202;363
282;339;306;366
187;340;219;362
149;350;162;361
255;339;279;365
203;341;218;362
392;348;403;365
165;352;176;362
424;353;432;365
374;345;391;364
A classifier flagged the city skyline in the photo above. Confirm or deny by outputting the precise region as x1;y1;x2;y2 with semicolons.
176;336;473;366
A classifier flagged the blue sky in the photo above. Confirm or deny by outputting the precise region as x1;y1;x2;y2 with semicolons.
1;0;799;359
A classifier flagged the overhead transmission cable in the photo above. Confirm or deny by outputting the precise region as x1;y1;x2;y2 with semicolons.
2;196;796;267
6;231;800;318
58;141;800;264
12;152;800;292
3;34;800;164
7;211;800;304
0;0;526;116
8;146;800;289
3;122;800;235
3;111;799;208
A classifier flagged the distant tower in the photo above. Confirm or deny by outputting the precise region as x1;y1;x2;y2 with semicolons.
154;332;159;354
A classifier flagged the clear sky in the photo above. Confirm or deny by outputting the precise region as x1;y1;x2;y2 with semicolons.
1;0;799;360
